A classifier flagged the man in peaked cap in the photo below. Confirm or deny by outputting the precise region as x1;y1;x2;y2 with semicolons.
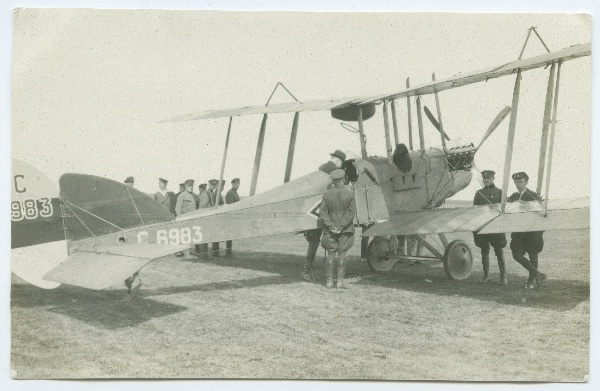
224;178;241;258
199;179;225;258
507;171;547;289
472;170;508;285
302;150;347;282
153;178;174;213
124;176;135;187
319;169;356;289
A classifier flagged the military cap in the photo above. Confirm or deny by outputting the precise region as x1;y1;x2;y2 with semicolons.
208;179;219;185
512;172;529;181
481;170;495;178
199;183;207;189
231;178;240;184
124;176;135;184
330;169;346;181
330;149;346;162
159;177;168;184
184;179;195;186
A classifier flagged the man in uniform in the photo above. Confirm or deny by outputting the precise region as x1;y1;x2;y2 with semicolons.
124;176;135;188
472;170;508;284
198;183;207;199
508;171;547;288
302;150;346;281
175;179;197;216
224;178;241;257
153;178;174;213
199;179;225;258
175;179;198;257
319;169;356;289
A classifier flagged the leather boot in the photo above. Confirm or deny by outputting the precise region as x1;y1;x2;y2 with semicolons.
497;249;508;285
526;257;538;288
337;256;348;289
326;254;335;289
302;258;317;281
480;252;491;283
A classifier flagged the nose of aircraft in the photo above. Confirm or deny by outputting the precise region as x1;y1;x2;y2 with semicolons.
452;169;473;192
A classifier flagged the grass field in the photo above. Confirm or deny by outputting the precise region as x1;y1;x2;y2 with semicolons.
11;229;589;381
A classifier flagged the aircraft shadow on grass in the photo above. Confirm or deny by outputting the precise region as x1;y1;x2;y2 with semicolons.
11;284;187;330
155;250;589;312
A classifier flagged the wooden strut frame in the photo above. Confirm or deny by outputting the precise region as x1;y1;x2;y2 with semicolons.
215;116;233;208
500;69;522;212
543;61;562;216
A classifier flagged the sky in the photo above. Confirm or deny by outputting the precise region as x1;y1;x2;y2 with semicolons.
11;10;591;199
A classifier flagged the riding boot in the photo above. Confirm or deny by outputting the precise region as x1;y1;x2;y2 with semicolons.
337;256;348;289
480;252;491;283
496;249;508;285
326;254;335;289
526;256;538;288
302;258;317;281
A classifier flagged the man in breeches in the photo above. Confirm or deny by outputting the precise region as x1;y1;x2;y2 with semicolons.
319;169;356;289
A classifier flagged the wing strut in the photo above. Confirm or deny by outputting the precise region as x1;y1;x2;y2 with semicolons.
357;107;368;159
415;96;426;154
543;61;562;216
284;112;300;183
215;116;233;209
382;100;393;164
250;114;268;196
536;62;557;194
390;100;400;146
500;69;523;212
406;78;414;150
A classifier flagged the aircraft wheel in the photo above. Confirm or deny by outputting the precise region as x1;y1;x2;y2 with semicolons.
443;239;473;280
367;237;396;272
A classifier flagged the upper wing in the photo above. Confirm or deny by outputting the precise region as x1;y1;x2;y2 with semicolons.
162;42;590;123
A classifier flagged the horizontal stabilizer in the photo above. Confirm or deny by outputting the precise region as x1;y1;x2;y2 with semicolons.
43;244;189;290
478;198;590;234
362;205;501;237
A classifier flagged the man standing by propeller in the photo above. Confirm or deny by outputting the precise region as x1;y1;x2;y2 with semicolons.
320;168;356;289
473;170;508;285
508;172;547;289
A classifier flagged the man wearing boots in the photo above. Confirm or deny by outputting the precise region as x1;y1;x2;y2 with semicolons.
472;170;508;284
319;169;356;289
507;172;547;289
224;178;241;258
301;150;347;282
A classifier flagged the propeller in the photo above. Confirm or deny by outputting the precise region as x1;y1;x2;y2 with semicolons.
476;106;511;150
424;105;511;150
423;106;451;141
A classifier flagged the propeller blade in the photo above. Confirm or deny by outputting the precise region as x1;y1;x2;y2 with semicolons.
423;106;451;141
476;106;511;150
471;161;485;188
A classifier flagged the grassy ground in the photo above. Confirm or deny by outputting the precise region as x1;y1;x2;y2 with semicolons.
11;230;589;381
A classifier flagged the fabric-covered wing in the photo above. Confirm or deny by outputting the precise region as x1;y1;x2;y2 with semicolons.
362;205;501;237
360;42;590;103
162;42;590;122
478;197;590;234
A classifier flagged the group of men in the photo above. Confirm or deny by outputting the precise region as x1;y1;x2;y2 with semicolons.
473;170;547;289
124;175;241;258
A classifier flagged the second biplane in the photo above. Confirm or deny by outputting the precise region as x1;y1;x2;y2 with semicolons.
11;33;591;293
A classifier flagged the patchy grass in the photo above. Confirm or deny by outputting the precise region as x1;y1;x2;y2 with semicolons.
11;230;589;381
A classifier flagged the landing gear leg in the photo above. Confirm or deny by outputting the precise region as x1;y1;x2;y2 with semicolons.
122;271;143;301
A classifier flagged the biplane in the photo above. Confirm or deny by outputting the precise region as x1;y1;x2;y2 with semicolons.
11;32;591;293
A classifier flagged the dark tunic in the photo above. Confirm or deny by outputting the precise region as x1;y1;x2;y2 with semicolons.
507;188;544;254
225;188;240;204
319;183;356;253
392;143;412;173
472;184;506;249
